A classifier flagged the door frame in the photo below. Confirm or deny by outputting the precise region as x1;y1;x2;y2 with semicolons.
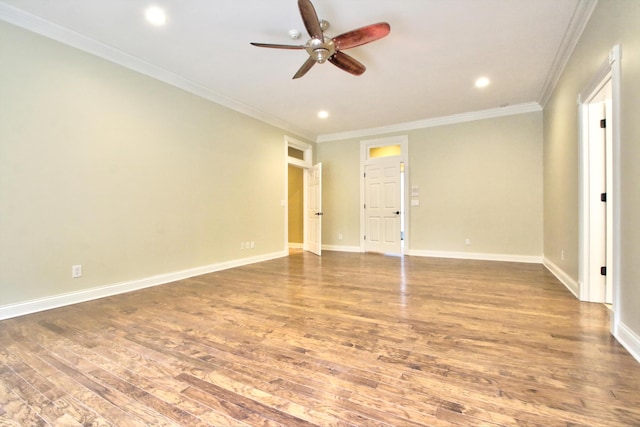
577;45;621;326
360;135;409;253
284;136;314;252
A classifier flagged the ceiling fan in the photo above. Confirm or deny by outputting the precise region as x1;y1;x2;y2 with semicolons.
251;0;390;79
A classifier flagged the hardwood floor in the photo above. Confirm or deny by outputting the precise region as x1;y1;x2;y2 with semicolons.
1;251;639;426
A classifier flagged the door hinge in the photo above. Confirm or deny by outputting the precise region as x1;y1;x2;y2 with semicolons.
364;235;366;241
601;266;607;276
601;193;607;202
364;204;366;209
600;119;606;128
364;172;366;178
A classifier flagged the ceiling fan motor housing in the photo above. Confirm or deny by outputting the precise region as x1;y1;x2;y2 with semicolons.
306;37;335;63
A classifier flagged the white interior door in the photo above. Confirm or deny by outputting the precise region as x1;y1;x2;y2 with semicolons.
588;100;607;302
582;79;613;304
306;163;322;256
364;160;401;255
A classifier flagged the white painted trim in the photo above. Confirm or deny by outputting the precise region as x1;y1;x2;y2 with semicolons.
608;45;623;344
0;3;316;142
288;242;303;249
322;244;362;253
543;257;580;298
537;0;599;106
317;103;541;143
614;321;640;365
409;250;542;265
0;251;287;321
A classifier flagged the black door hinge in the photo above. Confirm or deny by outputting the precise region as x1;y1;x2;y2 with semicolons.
600;119;606;128
601;193;607;202
601;266;607;276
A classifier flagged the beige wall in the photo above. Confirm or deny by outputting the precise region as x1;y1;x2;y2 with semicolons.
316;139;362;247
543;0;640;341
318;112;543;258
288;165;303;244
0;21;304;306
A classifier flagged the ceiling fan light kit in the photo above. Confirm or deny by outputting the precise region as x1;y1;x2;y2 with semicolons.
251;0;390;79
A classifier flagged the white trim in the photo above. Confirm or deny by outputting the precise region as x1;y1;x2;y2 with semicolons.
614;321;640;365
543;257;580;298
322;244;362;253
609;45;623;338
0;3;316;142
318;103;541;143
409;250;543;265
0;251;287;320
538;0;599;107
288;242;304;249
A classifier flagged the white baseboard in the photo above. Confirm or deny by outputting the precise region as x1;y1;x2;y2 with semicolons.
288;242;303;249
542;257;580;298
322;244;362;253
408;249;542;264
0;251;287;321
614;319;640;365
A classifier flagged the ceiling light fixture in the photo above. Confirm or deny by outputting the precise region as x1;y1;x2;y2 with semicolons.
475;77;490;88
318;110;329;119
145;6;167;26
288;29;301;40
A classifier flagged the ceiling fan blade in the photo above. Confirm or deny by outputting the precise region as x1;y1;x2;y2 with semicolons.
333;22;391;50
298;0;323;40
250;42;304;50
293;57;317;79
328;51;366;76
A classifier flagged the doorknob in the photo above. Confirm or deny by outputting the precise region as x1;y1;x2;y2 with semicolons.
394;211;400;215
315;212;324;216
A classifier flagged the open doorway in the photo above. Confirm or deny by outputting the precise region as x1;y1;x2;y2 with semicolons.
288;164;304;250
285;136;322;256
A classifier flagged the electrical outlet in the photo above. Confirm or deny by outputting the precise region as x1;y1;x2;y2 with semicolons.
72;265;82;278
250;241;255;249
465;238;471;246
240;242;245;250
338;233;343;240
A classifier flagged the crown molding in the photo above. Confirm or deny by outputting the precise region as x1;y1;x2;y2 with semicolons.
0;2;316;141
316;102;542;143
537;0;599;107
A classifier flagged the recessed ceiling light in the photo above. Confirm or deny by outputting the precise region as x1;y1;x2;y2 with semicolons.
475;77;490;88
145;6;167;26
318;110;329;119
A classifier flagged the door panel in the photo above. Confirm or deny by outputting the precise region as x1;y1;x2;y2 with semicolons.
365;160;401;255
588;101;607;302
306;163;322;256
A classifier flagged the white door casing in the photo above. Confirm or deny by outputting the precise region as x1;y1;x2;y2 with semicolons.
360;135;409;255
578;45;620;315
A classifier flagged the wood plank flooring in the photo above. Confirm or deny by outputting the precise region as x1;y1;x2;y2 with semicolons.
1;251;639;426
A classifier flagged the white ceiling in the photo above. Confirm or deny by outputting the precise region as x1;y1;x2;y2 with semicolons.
0;0;596;141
